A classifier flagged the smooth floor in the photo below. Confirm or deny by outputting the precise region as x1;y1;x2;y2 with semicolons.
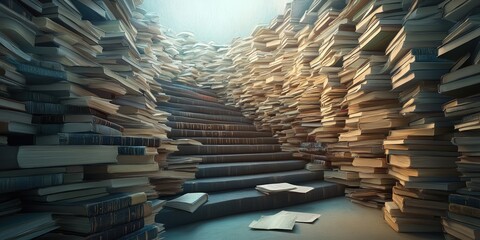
163;197;444;240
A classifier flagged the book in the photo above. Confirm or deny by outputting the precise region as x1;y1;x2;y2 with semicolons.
36;133;161;147
1;172;64;194
25;192;147;216
55;203;145;233
449;194;480;208
0;145;118;169
255;182;298;194
164;192;208;213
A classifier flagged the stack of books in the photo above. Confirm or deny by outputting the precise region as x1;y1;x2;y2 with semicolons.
296;142;329;171
336;0;405;208
0;0;219;238
382;1;463;232
438;6;480;239
29;192;161;239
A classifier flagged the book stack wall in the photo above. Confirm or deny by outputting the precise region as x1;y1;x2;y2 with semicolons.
437;2;480;238
91;0;171;141
306;0;361;190
300;1;351;182
382;1;463;233
268;1;313;151
222;38;253;108
335;0;405;208
0;0;194;239
0;4;60;236
241;27;278;130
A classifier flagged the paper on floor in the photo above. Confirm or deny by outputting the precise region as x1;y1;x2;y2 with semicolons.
255;182;314;194
275;210;321;223
249;213;296;230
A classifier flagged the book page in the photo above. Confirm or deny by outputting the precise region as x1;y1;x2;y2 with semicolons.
275;210;321;223
249;214;296;230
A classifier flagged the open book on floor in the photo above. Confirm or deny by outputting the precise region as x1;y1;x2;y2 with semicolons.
164;192;208;213
255;182;314;194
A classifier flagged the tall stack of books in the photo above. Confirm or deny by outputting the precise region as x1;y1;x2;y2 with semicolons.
270;1;315;152
307;1;352;182
335;0;405;208
223;39;252;107
382;1;463;233
438;4;480;239
247;27;279;130
0;0;206;238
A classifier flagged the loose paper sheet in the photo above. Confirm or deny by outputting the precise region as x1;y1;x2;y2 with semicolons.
275;210;321;223
249;214;297;230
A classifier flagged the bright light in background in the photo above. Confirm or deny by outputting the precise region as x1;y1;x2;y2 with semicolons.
141;0;292;44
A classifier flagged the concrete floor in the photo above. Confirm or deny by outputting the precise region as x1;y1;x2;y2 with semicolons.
164;197;444;240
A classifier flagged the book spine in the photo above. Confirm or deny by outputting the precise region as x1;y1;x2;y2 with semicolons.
86;219;145;240
12;91;59;103
25;102;107;117
449;194;480;208
56;133;161;147
414;55;444;62
118;225;158;240
449;203;480;218
32;115;66;124
15;62;67;80
0;173;64;194
92;116;124;132
410;48;437;56
118;146;146;155
84;193;139;216
89;204;144;233
32;115;124;132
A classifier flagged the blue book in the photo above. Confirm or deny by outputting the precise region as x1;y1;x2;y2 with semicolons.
36;133;161;147
449;194;480;209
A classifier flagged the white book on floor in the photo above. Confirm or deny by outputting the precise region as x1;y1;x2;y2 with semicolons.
249;213;296;230
275;210;321;223
255;182;297;193
165;192;208;213
255;182;314;194
288;185;314;194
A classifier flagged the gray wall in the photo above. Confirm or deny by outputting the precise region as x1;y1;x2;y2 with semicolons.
141;0;291;44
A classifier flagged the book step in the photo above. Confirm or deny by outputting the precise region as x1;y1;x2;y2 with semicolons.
172;144;282;155
194;152;293;163
162;87;221;104
168;129;273;138
158;102;244;116
182;169;324;193
196;160;306;178
167;115;251;125
155;181;344;228
181;137;278;145
168;96;239;111
167;122;258;131
159;81;219;98
166;110;251;124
